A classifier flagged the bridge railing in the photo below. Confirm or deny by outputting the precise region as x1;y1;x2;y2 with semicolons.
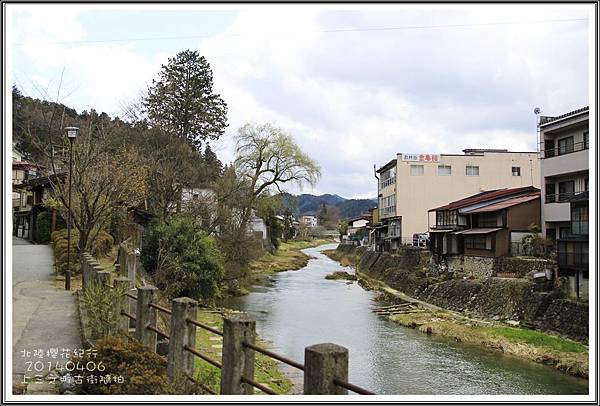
80;253;374;395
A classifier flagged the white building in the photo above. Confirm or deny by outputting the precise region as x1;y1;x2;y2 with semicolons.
300;215;318;228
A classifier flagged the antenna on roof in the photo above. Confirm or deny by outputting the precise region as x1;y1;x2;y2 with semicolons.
533;107;541;115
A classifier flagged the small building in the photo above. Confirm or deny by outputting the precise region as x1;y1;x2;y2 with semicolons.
428;186;541;258
556;191;588;299
300;215;318;228
375;148;541;252
347;213;372;245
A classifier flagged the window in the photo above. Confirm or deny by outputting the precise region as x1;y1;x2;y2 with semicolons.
464;235;488;250
511;166;521;176
475;213;499;228
465;165;479;176
558;136;574;155
379;195;396;216
545;183;556;203
436;210;458;228
585;178;589;192
410;165;424;176
558;180;575;202
571;206;589;236
583;131;589;149
380;167;396;188
438;165;452;176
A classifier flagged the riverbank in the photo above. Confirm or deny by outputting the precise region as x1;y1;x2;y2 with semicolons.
323;249;589;379
250;239;336;275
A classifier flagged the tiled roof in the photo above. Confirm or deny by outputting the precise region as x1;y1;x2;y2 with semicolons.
428;186;539;212
539;106;589;126
462;192;540;213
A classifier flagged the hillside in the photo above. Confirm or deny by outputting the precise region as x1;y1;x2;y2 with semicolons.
280;193;376;220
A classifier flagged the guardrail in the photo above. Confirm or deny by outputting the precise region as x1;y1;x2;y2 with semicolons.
80;253;374;395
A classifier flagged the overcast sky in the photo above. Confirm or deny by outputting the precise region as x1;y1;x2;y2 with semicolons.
7;4;592;198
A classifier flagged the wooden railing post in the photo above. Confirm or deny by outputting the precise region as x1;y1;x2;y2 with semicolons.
113;276;132;334
220;313;256;394
167;297;198;383
136;285;158;352
304;343;349;394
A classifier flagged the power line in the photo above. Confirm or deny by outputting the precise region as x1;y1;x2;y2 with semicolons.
13;17;586;46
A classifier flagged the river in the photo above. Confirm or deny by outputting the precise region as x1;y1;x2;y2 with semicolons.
222;243;589;395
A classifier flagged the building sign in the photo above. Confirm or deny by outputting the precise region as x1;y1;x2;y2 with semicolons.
401;153;440;163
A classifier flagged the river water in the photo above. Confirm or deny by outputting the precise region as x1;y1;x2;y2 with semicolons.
222;243;588;395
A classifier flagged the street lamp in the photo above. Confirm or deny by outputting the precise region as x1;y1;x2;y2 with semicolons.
65;126;79;290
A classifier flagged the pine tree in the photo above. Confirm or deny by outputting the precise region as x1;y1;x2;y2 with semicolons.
144;50;228;150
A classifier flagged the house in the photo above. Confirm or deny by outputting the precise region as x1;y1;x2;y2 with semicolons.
428;186;541;258
538;107;589;241
375;148;540;252
300;215;318;228
538;106;589;299
13;173;64;241
347;213;372;244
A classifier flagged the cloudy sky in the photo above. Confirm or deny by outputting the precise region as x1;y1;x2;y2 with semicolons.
6;4;592;198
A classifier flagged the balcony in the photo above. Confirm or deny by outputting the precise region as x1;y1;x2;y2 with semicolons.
545;191;586;204
557;238;588;271
380;206;396;218
541;144;588;178
542;201;570;222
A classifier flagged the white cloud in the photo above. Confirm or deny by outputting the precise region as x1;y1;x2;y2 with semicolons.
7;4;591;198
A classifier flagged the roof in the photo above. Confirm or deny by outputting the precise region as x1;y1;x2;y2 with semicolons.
453;227;503;235
462;193;540;214
539;106;589;127
12;160;46;169
376;159;397;173
14;173;65;189
428;186;539;212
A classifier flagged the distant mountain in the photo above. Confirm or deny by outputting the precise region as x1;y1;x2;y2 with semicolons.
280;193;377;220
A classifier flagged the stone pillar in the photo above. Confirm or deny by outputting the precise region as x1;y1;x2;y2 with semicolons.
220;314;256;395
91;264;104;286
135;285;158;352
113;277;132;333
96;270;112;288
304;343;349;395
167;297;198;382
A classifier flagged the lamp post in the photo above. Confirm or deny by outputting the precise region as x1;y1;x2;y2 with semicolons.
65;126;79;290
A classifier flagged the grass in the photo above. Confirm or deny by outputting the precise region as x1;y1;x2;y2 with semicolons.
96;245;119;273
389;310;589;378
193;310;293;394
486;326;588;353
250;238;335;275
322;249;360;268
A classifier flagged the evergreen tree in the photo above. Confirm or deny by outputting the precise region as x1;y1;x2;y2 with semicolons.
203;143;223;183
144;50;228;150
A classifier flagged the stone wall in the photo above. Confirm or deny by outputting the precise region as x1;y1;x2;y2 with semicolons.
540;299;589;343
343;245;588;342
498;257;555;278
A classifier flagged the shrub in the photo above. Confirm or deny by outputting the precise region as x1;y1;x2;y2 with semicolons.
34;211;52;244
72;336;178;395
91;231;115;258
82;282;129;339
141;217;224;302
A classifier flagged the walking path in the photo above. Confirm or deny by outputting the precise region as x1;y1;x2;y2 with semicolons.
12;237;81;392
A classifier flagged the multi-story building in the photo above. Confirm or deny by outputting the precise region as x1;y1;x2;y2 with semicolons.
538;106;589;299
538;107;589;240
374;149;540;252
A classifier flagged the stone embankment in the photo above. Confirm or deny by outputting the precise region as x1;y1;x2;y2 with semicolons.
332;245;588;343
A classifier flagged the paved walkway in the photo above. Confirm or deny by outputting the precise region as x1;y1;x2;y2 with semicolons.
12;237;81;389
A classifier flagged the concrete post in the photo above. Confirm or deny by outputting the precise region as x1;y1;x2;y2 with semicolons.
113;277;131;334
220;314;256;395
136;285;158;352
91;264;104;286
304;343;349;395
96;270;112;288
167;297;198;382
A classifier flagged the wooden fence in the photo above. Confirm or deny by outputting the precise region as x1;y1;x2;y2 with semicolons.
80;253;374;395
